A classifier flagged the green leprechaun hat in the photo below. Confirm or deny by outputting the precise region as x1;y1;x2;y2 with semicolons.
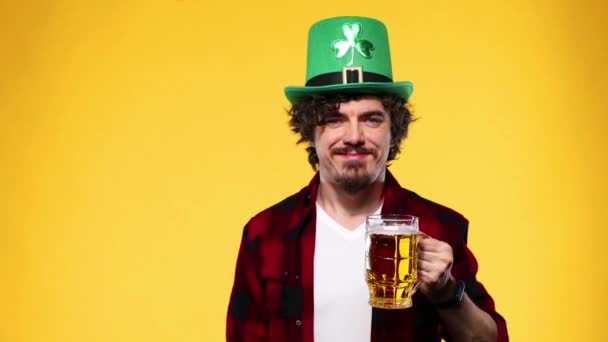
284;16;413;104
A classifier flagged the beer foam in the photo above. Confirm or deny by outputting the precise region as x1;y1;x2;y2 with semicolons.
367;224;418;234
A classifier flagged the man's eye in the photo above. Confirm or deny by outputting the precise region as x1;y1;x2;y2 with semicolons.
364;116;384;125
323;117;342;125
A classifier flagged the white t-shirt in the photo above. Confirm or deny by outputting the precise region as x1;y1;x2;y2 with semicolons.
313;203;381;342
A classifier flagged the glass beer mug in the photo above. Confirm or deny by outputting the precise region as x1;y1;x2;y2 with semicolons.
365;214;421;309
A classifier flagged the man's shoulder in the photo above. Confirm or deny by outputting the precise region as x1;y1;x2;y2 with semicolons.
401;187;469;227
243;187;309;241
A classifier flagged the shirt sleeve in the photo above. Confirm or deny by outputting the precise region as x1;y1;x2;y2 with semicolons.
226;226;269;342
449;239;509;342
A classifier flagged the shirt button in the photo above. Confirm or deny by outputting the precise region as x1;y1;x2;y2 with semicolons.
295;320;302;326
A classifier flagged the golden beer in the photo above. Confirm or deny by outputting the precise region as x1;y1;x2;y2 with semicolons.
365;215;419;309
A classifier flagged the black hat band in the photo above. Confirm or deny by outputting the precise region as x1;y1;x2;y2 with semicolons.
305;68;393;87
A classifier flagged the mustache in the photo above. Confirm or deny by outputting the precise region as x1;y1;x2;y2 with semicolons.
331;146;377;156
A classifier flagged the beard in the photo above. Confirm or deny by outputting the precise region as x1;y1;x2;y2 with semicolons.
334;160;372;194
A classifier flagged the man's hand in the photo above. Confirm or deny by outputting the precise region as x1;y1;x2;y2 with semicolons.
417;237;455;301
416;236;499;341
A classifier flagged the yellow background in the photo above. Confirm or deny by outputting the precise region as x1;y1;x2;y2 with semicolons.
1;0;606;341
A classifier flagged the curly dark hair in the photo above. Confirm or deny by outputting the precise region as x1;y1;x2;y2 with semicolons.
288;93;415;170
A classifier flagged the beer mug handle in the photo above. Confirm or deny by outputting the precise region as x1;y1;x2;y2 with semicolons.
413;232;431;294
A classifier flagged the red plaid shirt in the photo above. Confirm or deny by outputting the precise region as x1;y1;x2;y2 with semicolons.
227;171;508;341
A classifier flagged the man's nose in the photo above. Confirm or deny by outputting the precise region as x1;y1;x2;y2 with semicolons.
343;122;364;145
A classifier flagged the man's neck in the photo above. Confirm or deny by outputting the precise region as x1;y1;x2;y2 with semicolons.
316;172;385;230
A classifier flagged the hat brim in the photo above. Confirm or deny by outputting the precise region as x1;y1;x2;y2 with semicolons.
284;81;413;105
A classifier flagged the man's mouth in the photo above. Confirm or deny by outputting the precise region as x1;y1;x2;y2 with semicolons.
332;147;375;160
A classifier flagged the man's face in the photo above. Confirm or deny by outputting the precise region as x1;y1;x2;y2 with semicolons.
313;96;392;193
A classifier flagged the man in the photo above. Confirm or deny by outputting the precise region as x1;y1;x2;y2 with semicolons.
227;16;508;341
